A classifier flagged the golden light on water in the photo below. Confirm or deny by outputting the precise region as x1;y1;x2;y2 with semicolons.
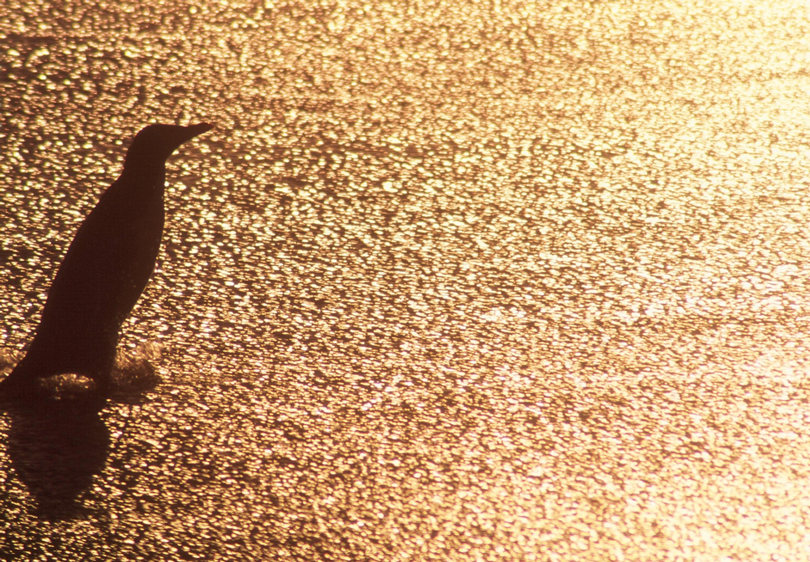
2;0;810;559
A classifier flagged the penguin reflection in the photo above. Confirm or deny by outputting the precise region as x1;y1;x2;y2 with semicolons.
0;123;213;397
4;398;109;520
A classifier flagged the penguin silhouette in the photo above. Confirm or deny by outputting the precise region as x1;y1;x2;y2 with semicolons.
0;123;213;397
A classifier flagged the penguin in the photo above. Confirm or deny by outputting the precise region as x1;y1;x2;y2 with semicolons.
0;123;213;397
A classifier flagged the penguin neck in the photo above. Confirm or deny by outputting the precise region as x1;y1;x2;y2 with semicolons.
121;161;166;194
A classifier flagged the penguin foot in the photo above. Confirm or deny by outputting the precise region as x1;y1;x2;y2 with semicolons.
0;373;49;402
0;372;102;404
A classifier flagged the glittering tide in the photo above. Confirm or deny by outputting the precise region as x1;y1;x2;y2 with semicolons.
2;0;810;559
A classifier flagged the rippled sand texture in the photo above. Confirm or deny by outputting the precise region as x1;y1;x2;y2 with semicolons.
3;0;810;560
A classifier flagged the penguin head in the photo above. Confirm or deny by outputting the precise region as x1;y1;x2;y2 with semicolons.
124;123;214;171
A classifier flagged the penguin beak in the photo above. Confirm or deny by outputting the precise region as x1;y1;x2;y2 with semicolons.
185;123;214;140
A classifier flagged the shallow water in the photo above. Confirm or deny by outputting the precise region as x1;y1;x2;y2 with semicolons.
3;0;810;559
